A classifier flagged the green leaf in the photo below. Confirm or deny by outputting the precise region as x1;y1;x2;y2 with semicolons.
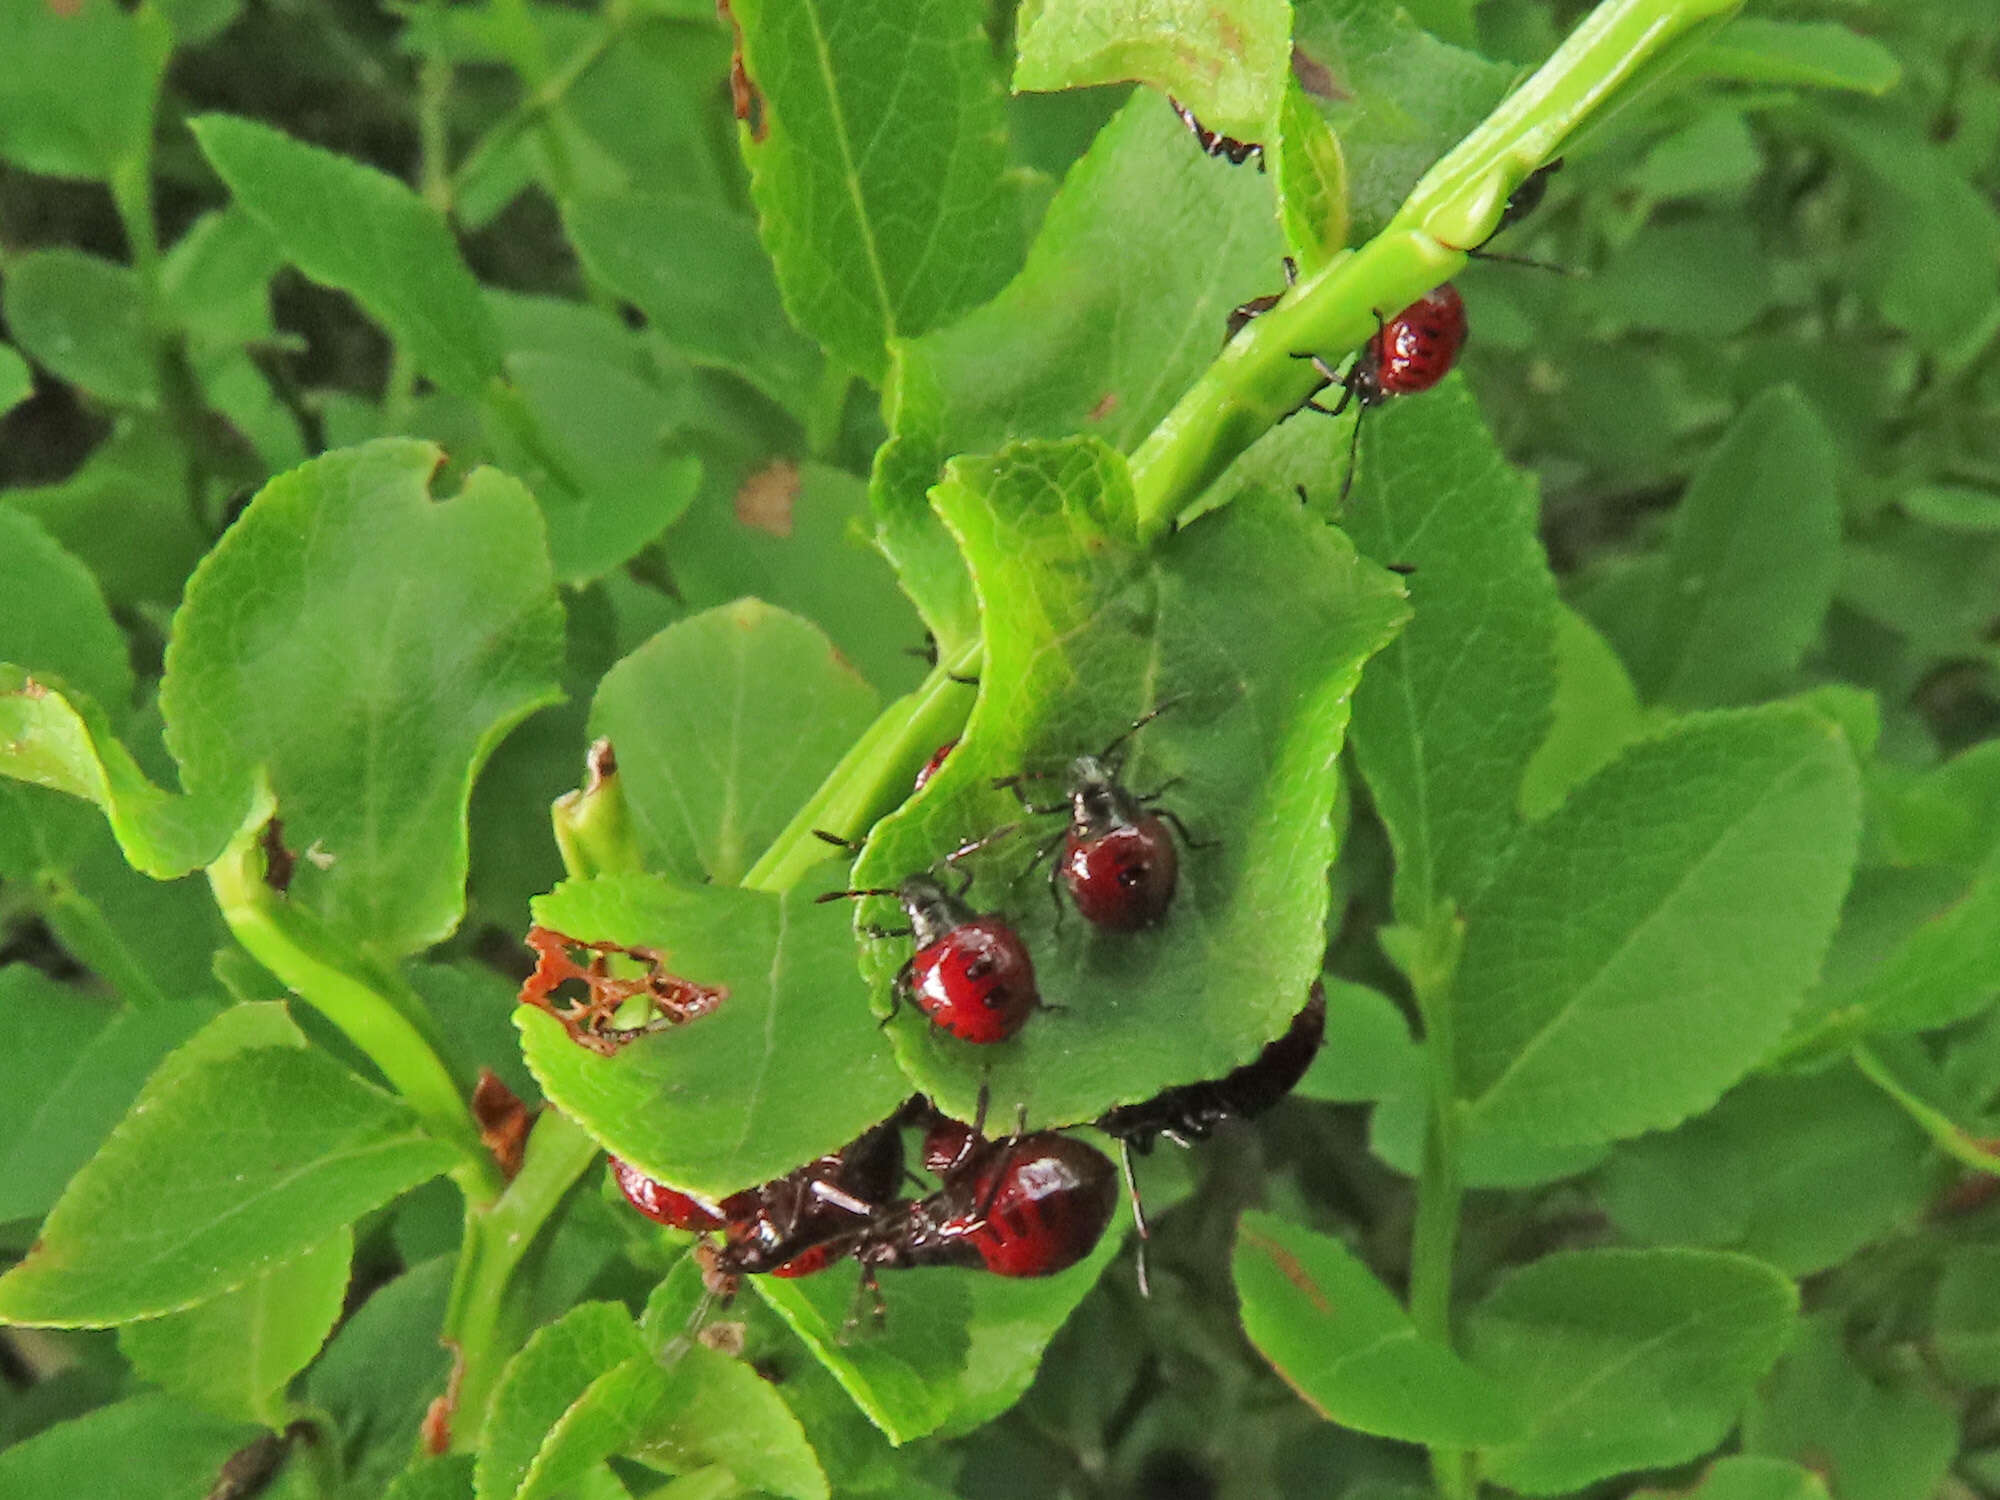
1343;379;1561;920
1518;606;1646;821
118;1229;352;1425
521;1346;826;1500
1296;979;1418;1103
0;1392;258;1500
493;352;702;585
1232;1211;1522;1446
1466;1248;1797;1495
162;439;564;953
477;1302;647;1500
156;0;244;46
0;665;257;879
1930;1245;2000;1387
1688;18;1901;95
0;972;218;1223
189;115;503;397
1902;484;2000;534
1290;0;1516;242
0;342;30;416
668;464;929;697
891;92;1282;463
0;0;168;181
1582;221;1778;338
1456;707;1860;1146
1743;1312;1956;1500
851;443;1406;1126
0;506;132;722
387;1455;478;1500
750;1206;1127;1444
0;1042;455;1325
2;250;158;408
1013;0;1290;142
563;194;822;412
160;209;285;349
876;91;1282;657
2;416;211;609
1275;79;1349;270
590;600;879;884
309;1256;457;1500
1599;1066;1933;1277
1623;389;1840;707
1850;869;2000;1035
1637;1456;1831;1500
518;872;906;1197
730;0;1021;382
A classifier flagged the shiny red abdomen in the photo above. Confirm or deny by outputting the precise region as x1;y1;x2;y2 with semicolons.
610;1157;727;1232
1061;816;1179;930
1371;283;1467;397
910;918;1038;1044
958;1136;1117;1277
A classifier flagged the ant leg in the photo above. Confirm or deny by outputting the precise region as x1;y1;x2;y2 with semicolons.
944;823;1020;869
1119;1139;1153;1300
812;828;861;851
880;966;912;1029
991;773;1068;818
1154;806;1219;852
860;924;914;940
1339;401;1368;506
807;1182;876;1218
1100;694;1191;766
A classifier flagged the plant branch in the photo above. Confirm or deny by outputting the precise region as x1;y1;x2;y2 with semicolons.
440;1109;600;1451
1125;0;1743;542
1392;913;1473;1499
207;829;503;1206
740;643;982;893
1852;1041;2000;1178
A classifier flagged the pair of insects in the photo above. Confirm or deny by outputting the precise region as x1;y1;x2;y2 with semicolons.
822;702;1203;1046
613;1108;1118;1290
613;985;1328;1300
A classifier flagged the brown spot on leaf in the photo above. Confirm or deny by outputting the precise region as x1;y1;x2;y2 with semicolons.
1291;44;1346;102
1936;1137;2000;1216
719;0;768;141
1246;1229;1333;1315
585;736;617;788
16;676;48;699
700;1320;748;1357
519;926;727;1055
258;818;296;894
1087;392;1119;422
736;459;800;537
420;1345;464;1456
472;1069;533;1180
44;0;84;15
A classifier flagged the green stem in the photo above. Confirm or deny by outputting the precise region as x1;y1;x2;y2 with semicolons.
40;876;170;1010
739;642;982;893
440;1109;600;1450
1853;1042;2000;1178
1124;0;1742;541
1397;914;1472;1499
207;831;503;1206
449;5;627;202
416;0;455;216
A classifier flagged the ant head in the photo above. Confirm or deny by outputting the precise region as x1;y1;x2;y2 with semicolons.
1064;754;1127;833
896;873;971;947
